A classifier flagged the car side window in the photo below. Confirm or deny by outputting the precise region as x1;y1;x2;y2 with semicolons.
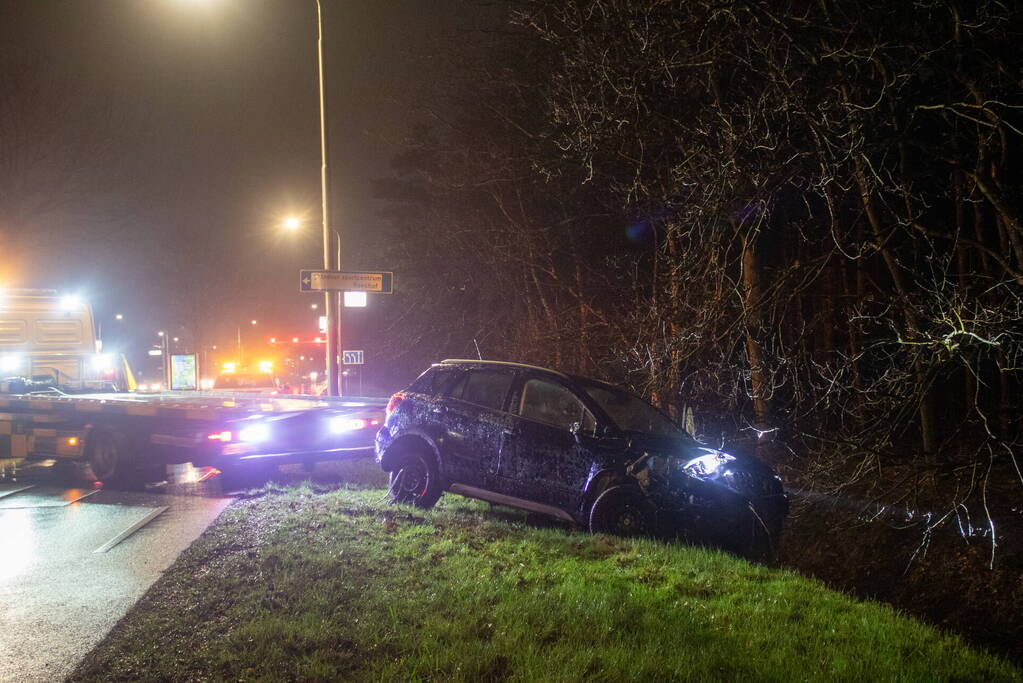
459;370;512;411
518;379;596;433
442;370;468;398
411;368;466;397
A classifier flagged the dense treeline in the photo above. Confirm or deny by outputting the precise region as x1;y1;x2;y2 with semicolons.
375;0;1022;548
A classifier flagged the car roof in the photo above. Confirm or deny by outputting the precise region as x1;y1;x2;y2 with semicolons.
438;359;572;381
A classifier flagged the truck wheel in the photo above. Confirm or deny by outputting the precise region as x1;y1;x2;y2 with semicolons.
589;485;654;538
388;450;441;509
87;429;133;487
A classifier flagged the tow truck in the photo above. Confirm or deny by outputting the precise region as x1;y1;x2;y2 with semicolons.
0;289;385;485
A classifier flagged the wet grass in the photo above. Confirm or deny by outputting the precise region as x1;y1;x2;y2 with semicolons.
71;460;1020;682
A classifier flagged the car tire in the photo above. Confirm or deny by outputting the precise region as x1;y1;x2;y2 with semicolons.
388;450;442;509
87;429;134;488
589;485;655;538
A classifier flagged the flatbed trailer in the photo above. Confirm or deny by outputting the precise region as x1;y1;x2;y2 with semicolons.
0;390;386;485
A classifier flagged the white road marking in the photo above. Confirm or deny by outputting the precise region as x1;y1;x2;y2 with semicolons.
93;506;170;553
0;484;35;500
0;488;100;509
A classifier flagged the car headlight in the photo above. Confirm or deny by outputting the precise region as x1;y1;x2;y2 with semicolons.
238;423;271;443
682;451;736;477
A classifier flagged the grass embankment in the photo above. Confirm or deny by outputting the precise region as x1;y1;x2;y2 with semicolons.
72;461;1020;682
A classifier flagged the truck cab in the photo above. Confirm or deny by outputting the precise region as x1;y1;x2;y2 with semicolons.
0;288;135;393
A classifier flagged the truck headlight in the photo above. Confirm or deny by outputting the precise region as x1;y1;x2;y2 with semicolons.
0;353;23;373
91;353;116;373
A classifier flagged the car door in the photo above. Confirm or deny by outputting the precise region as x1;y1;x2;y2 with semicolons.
498;376;598;510
438;368;515;488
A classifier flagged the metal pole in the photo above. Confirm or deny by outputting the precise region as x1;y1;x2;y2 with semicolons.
163;333;170;389
316;0;340;396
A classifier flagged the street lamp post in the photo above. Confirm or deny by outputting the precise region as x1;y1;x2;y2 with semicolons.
315;0;340;396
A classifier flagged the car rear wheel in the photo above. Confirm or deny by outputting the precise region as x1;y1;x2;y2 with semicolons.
589;485;654;538
388;450;441;509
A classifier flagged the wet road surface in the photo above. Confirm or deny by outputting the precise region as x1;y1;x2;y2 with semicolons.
0;462;232;683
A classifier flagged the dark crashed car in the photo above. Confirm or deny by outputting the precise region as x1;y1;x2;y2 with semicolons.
375;360;787;558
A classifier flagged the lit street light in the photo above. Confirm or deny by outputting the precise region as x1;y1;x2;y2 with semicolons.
283;216;301;231
115;313;124;320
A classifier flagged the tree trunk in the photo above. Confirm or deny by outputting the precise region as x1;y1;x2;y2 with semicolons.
741;234;770;431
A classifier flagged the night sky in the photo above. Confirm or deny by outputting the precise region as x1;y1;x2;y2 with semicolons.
0;0;489;374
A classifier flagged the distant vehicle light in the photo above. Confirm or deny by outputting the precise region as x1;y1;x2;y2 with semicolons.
292;337;299;343
207;430;232;442
269;338;276;344
238;424;270;443
199;378;215;390
258;361;273;373
222;362;237;373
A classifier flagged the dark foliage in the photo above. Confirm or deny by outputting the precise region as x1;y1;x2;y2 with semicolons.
374;0;1023;607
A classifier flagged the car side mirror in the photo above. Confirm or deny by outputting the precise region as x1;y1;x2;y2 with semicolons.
569;421;587;444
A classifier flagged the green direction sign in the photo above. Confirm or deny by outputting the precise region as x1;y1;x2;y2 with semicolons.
300;270;393;293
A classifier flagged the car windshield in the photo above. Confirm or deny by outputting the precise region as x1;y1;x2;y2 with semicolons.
580;381;684;438
214;374;275;389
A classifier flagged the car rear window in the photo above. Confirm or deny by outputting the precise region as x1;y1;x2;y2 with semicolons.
459;370;512;411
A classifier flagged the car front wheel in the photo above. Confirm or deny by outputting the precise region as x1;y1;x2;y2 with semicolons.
589;485;654;538
388;450;442;509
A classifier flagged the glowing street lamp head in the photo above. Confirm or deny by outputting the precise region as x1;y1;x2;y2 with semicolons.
283;216;301;231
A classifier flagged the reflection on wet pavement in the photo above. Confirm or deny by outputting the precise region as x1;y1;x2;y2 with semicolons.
0;458;233;683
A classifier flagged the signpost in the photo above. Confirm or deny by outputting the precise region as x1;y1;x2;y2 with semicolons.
300;270;393;294
300;269;391;398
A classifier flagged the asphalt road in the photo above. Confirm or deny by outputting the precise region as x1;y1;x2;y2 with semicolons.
0;462;232;683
